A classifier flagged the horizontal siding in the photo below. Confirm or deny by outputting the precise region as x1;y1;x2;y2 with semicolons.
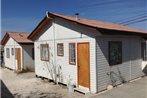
35;37;97;92
34;16;100;93
96;36;143;92
130;39;143;79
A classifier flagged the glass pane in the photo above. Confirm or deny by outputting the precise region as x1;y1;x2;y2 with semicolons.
41;44;49;61
69;43;75;64
109;42;122;65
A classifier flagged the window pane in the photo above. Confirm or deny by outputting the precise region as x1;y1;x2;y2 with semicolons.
40;44;49;61
57;43;64;56
69;43;76;64
32;48;34;60
11;48;14;55
6;48;10;58
109;41;122;65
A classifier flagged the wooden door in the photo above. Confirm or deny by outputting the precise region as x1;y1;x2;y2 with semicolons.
77;42;90;88
16;48;21;70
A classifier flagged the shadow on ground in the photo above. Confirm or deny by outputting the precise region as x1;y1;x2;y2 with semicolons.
13;92;63;98
1;80;14;98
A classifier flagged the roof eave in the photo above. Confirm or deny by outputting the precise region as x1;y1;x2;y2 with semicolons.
28;16;52;40
1;32;10;45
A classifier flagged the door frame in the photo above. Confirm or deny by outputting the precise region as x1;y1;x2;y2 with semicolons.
77;42;90;89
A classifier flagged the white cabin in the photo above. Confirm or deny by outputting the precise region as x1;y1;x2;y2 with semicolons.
28;12;147;93
1;32;34;72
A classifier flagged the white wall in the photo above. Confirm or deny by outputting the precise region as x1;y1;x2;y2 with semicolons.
4;38;22;70
21;44;34;71
4;37;34;71
34;17;100;93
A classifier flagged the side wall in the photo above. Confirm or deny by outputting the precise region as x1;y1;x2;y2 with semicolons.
96;35;144;92
21;44;34;71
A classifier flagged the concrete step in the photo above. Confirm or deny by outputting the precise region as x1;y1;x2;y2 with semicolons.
74;87;90;95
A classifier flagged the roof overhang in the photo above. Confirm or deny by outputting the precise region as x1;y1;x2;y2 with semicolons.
1;32;10;45
28;17;52;39
97;28;147;38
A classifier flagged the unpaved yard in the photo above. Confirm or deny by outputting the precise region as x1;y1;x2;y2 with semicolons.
1;68;147;98
1;68;86;98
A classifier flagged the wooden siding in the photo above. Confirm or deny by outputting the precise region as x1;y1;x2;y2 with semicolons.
34;16;98;93
35;37;97;92
96;36;144;92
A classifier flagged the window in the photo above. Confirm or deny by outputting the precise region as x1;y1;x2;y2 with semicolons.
32;48;34;60
40;44;49;61
11;48;14;55
6;48;10;58
109;41;122;65
57;43;64;56
142;42;147;61
69;43;76;65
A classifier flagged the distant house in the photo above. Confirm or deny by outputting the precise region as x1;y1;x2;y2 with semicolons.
1;32;34;72
28;12;147;93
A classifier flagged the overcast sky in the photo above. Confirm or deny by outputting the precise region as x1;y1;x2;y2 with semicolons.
1;0;147;39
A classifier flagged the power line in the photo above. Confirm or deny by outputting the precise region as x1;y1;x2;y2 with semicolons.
119;15;147;24
77;0;121;11
116;12;147;23
123;19;147;25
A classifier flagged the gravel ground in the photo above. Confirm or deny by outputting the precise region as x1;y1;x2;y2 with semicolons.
1;68;87;98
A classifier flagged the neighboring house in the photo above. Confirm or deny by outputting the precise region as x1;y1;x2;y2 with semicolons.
1;32;34;72
28;12;147;93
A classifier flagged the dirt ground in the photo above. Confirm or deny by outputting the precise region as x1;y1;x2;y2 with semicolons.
1;68;88;98
1;67;147;98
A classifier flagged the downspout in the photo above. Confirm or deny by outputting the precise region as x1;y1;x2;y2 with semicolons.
46;11;57;84
53;15;58;84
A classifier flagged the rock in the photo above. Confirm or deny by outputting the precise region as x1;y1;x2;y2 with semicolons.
107;85;113;90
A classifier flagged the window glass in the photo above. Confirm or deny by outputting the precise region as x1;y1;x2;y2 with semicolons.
6;48;10;58
109;41;122;65
69;43;76;65
40;44;49;61
32;48;34;60
11;48;14;55
57;43;64;56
